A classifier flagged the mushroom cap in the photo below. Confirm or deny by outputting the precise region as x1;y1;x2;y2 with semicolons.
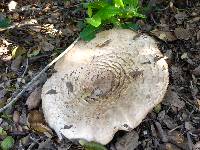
41;29;169;144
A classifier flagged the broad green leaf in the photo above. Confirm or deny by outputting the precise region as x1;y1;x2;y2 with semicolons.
27;49;40;58
132;0;139;8
79;140;107;150
63;0;69;2
0;127;7;136
120;6;145;19
114;0;124;8
87;5;119;27
121;22;140;30
123;0;139;7
88;1;110;10
80;25;98;41
109;17;121;27
0;18;11;28
88;5;93;17
1;136;15;150
86;17;101;27
11;46;26;59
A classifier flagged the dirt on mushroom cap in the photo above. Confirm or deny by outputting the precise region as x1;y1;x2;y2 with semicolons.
41;29;169;144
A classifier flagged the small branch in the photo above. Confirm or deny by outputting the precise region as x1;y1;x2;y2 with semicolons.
186;132;193;150
155;121;168;143
21;58;29;78
0;37;80;113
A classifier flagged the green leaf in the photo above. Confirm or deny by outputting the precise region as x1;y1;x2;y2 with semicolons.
132;0;139;8
114;0;124;8
1;136;15;150
11;46;26;59
27;49;40;58
88;5;93;17
79;140;107;150
153;104;162;113
109;17;121;27
0;18;11;28
88;1;110;10
86;17;101;27
0;127;7;136
121;22;140;30
120;6;145;19
80;25;98;41
87;5;120;27
123;0;139;7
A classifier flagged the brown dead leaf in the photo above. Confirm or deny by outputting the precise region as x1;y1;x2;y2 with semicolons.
11;55;22;72
194;141;200;150
27;110;44;124
197;99;200;110
115;130;139;150
0;88;6;99
151;29;177;42
162;115;178;129
174;12;187;24
168;131;184;145
174;27;191;40
163;88;185;110
40;41;54;52
160;143;181;150
13;111;20;124
26;87;42;110
197;30;200;41
193;66;200;76
27;110;53;136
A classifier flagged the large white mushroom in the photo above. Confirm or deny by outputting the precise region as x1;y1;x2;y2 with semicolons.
41;29;169;145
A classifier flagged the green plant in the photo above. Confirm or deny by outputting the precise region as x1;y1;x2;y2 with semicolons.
79;140;107;150
1;136;15;150
80;0;145;41
0;17;11;29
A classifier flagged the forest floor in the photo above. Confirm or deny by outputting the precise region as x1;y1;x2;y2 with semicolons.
0;0;200;149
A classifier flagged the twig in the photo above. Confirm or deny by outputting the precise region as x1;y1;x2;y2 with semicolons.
0;37;80;113
186;132;193;150
21;58;29;78
168;125;183;133
150;14;158;25
155;121;168;143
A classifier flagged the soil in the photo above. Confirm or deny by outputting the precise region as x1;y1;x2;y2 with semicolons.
0;0;199;149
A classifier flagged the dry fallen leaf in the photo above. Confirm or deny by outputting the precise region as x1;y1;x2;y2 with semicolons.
27;110;53;136
26;87;42;110
168;131;185;145
13;111;20;124
197;30;200;41
174;12;187;24
11;55;22;72
0;88;5;100
193;66;200;76
40;41;54;52
163;88;185;110
151;29;177;42
174;27;191;40
115;130;139;150
194;141;200;150
197;99;200;110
